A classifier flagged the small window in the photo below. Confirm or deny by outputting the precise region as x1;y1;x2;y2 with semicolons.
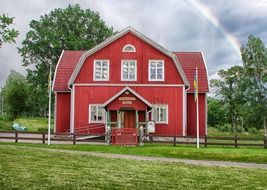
93;60;109;81
122;44;136;52
89;105;105;123
149;60;164;81
121;60;137;81
152;105;168;124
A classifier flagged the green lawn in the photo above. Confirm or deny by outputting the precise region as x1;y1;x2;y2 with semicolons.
3;142;267;164
0;145;267;190
0;116;53;131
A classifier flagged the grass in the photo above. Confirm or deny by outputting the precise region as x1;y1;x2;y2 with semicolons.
3;142;267;164
208;126;264;137
0;144;267;190
0;116;53;131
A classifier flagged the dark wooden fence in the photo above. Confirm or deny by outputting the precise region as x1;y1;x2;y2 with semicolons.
0;131;266;148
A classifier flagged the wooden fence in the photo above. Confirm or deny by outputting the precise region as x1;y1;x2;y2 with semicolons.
0;131;266;148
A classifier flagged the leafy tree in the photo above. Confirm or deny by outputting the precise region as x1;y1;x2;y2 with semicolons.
241;35;267;129
18;4;114;115
2;70;28;119
207;97;226;127
210;66;246;132
0;14;19;47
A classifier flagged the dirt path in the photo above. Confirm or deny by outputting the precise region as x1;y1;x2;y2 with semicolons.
7;145;267;170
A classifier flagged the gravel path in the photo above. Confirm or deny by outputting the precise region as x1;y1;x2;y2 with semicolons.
9;145;267;170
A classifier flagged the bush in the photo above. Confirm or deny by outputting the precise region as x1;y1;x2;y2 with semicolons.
0;114;14;122
218;124;232;132
248;127;258;134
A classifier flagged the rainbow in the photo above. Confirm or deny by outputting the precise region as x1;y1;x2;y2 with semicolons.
185;0;241;57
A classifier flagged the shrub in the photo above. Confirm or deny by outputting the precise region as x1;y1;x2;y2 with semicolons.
218;123;232;132
248;127;258;134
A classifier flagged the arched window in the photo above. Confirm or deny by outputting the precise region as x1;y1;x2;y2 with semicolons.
122;44;136;52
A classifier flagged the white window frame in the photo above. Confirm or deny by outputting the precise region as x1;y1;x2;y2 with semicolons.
121;60;137;81
148;60;164;81
89;104;105;124
93;60;110;81
152;104;168;124
122;44;136;52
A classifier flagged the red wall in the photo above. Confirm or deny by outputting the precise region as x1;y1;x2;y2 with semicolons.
74;32;184;85
74;86;184;135
55;92;70;133
187;93;206;136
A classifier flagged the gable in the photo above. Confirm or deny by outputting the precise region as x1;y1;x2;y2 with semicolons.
68;27;190;86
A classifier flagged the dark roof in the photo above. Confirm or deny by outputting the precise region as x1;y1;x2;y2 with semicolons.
174;52;209;93
53;51;209;93
53;50;85;91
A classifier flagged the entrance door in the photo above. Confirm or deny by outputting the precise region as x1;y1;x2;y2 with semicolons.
121;110;136;128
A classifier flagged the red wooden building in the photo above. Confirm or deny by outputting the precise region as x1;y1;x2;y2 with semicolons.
53;27;209;136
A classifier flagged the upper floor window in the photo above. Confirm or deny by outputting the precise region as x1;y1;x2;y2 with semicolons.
122;44;136;52
149;60;164;81
152;105;168;124
93;60;109;81
89;104;105;123
121;60;137;81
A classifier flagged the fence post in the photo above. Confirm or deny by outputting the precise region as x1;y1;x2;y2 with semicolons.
205;135;207;148
234;135;237;148
173;136;176;146
264;136;267;149
15;131;18;143
42;133;45;144
149;135;153;142
73;134;76;145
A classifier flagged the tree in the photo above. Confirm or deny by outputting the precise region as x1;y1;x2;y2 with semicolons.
210;66;246;132
0;14;19;47
18;4;114;115
241;35;267;129
2;70;28;119
207;97;226;127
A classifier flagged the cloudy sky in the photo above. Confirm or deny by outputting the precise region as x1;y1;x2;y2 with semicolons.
0;0;267;88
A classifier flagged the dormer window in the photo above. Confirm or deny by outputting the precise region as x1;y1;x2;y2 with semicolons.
122;44;136;52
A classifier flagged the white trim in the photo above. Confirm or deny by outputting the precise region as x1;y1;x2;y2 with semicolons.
70;84;75;133
93;59;110;81
54;92;57;133
53;91;70;93
103;86;152;107
201;51;210;92
74;83;185;87
122;44;136;52
68;26;190;87
88;104;105;124
152;104;168;124
148;60;165;81
121;60;137;81
52;50;65;91
182;85;186;136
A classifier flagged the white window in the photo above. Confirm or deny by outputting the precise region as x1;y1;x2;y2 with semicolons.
121;60;137;81
122;44;136;52
89;105;105;123
152;105;168;124
149;60;164;81
93;60;109;81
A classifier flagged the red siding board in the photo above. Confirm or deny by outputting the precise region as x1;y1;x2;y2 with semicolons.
74;86;184;136
55;93;70;132
187;93;206;136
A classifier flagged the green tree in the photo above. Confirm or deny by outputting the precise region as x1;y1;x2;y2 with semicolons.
207;97;226;127
18;4;114;115
0;14;19;47
2;70;28;119
241;35;267;129
210;66;246;133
